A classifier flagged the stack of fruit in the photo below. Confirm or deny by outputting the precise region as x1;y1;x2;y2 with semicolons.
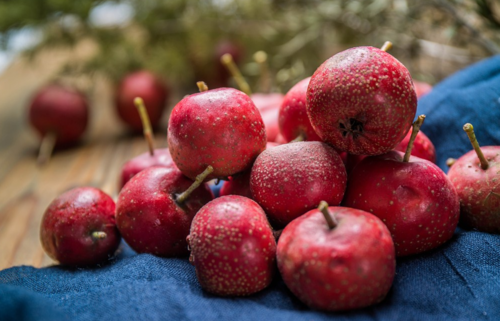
38;42;499;312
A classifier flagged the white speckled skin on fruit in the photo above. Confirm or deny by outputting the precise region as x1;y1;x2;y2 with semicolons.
306;46;417;155
279;77;321;143
116;166;213;257
187;195;276;296
277;206;396;311
343;151;460;256
250;141;347;228
448;146;500;233
168;88;267;181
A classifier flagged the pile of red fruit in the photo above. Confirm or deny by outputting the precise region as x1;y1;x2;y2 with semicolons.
39;42;500;312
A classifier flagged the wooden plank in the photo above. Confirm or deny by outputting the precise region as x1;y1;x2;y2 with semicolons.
0;38;179;270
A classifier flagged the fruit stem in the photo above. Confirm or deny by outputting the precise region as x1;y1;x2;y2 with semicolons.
91;231;107;239
318;201;337;229
134;97;155;156
463;123;489;170
446;158;457;167
403;115;426;163
176;165;214;204
273;229;283;240
381;41;393;52
254;51;271;93
291;132;305;143
197;81;208;92
220;53;252;96
37;131;57;166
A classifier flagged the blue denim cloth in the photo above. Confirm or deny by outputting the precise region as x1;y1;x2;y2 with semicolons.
2;231;500;321
417;55;500;172
2;55;500;321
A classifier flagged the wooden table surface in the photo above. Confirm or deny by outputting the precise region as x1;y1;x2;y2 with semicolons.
0;45;175;270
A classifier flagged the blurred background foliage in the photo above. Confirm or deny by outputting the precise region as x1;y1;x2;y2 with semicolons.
0;0;499;94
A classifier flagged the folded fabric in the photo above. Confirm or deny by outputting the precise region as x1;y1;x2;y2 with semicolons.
1;230;500;321
417;55;500;171
2;55;500;321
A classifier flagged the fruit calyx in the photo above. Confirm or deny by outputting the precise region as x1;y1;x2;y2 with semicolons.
403;114;426;162
175;165;214;204
134;97;155;156
463;123;489;170
318;201;337;229
339;118;364;139
91;231;107;240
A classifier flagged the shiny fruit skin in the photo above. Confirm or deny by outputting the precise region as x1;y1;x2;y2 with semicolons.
29;84;89;147
345;131;436;175
220;142;278;199
252;93;284;143
394;130;436;163
343;151;460;256
168;88;266;180
279;77;321;142
448;146;500;233
119;148;176;189
116;166;213;257
187;195;276;296
307;46;417;155
115;70;168;132
250;141;347;227
251;93;284;112
277;206;395;311
40;187;120;266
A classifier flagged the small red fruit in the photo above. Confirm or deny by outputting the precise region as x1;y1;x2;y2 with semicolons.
343;115;459;256
119;148;176;188
250;141;347;227
307;46;417;155
40;187;120;266
277;202;395;311
115;70;169;132
448;124;500;233
279;77;321;142
394;130;436;163
168;87;266;180
29;84;89;147
343;145;459;256
187;195;276;296
116;166;213;257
